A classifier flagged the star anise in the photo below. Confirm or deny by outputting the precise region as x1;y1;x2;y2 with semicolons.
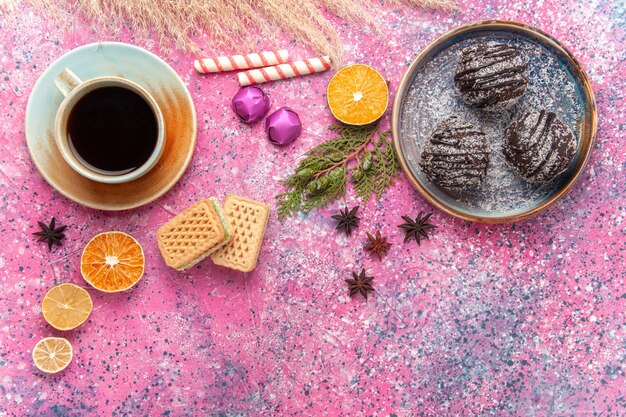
398;211;436;245
364;230;392;261
331;206;360;236
345;268;375;300
33;217;67;251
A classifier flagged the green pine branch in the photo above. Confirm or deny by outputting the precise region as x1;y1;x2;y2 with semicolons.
276;124;401;219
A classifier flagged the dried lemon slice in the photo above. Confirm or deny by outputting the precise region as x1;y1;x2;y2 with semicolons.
32;337;73;373
42;283;93;330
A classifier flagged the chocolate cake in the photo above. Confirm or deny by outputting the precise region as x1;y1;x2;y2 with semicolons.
454;41;527;111
420;117;490;191
503;110;577;183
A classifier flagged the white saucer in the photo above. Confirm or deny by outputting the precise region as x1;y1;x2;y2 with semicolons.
25;42;197;211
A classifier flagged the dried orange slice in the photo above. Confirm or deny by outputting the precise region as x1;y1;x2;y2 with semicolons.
81;231;145;292
327;64;389;125
42;283;93;330
32;337;73;373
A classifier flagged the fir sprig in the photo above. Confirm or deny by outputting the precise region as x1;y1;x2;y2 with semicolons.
276;124;401;219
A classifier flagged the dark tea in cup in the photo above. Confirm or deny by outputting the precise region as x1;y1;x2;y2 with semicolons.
67;86;158;175
53;68;165;184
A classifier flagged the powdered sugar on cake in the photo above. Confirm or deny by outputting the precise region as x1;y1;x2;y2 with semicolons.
503;110;578;183
420;117;490;190
454;42;528;111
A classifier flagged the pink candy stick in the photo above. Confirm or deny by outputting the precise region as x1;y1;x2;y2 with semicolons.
194;50;289;73
237;56;332;86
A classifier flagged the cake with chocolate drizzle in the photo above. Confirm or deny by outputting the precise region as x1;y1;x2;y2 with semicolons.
454;41;528;111
503;110;577;183
420;116;490;191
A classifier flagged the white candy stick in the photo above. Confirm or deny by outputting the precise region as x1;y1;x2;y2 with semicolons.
194;50;289;73
237;56;332;86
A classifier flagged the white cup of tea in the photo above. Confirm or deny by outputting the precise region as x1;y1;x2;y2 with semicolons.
53;68;165;184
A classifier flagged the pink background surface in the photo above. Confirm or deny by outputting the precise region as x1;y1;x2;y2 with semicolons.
1;0;625;416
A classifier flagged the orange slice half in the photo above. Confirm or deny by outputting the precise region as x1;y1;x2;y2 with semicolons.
42;283;93;330
81;231;145;292
32;337;73;373
327;64;389;125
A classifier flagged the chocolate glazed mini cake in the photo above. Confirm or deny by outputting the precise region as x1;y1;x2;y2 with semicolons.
454;41;528;111
420;117;490;191
503;110;577;183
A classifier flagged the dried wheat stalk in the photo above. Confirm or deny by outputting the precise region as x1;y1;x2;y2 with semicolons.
3;0;456;64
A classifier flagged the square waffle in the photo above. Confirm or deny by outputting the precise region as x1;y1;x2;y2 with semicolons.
157;198;232;271
210;195;270;272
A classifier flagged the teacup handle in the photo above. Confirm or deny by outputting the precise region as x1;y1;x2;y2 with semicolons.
54;68;82;97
